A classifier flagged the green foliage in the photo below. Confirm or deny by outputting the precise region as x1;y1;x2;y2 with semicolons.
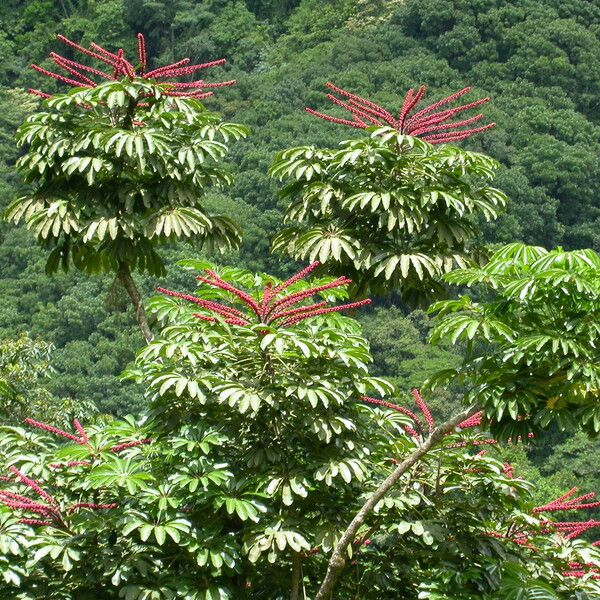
429;243;600;438
7;78;249;277
0;264;599;598
271;128;507;304
0;333;95;427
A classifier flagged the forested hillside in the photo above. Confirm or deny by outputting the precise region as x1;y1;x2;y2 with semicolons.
0;0;599;505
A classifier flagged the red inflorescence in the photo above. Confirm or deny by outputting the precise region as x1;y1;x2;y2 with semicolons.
24;418;85;444
534;488;600;514
110;438;152;453
411;389;434;433
29;33;235;100
157;262;371;329
307;82;495;144
360;395;421;438
360;389;438;440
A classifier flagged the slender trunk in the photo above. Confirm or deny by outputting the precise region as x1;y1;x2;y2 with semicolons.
290;552;302;600
58;0;69;18
313;404;480;600
117;261;153;344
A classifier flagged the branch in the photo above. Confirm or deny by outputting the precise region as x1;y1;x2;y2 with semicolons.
117;261;153;343
312;404;480;600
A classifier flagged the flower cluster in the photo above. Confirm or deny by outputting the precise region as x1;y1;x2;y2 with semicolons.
361;390;482;439
29;33;235;100
157;262;371;329
485;475;600;578
23;418;151;453
534;488;600;513
361;389;600;577
0;466;116;527
0;417;151;527
306;82;495;144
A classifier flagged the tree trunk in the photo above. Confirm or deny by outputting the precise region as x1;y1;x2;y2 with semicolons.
313;404;480;600
117;261;153;344
290;552;302;600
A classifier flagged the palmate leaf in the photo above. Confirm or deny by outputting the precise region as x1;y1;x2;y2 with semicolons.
373;252;439;281
9;77;247;277
291;227;359;263
430;243;600;436
272;128;505;301
146;207;213;239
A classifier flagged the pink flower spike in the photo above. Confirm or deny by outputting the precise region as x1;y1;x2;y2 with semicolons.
73;419;89;444
143;58;191;79
67;502;118;512
269;301;328;323
110;438;152;453
305;108;365;129
137;33;147;73
24;418;82;443
8;467;55;505
151;58;227;79
28;88;52;99
19;518;53;526
412;389;434;432
408;86;472;123
56;34;118;67
282;298;372;326
398;85;426;129
360;396;421;437
30;64;92;89
50;55;95;86
458;411;483;429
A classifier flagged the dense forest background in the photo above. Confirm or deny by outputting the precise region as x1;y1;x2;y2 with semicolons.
0;0;599;507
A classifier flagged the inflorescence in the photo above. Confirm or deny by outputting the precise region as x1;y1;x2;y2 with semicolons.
29;33;235;100
307;82;495;144
361;389;600;577
157;262;371;329
0;418;151;527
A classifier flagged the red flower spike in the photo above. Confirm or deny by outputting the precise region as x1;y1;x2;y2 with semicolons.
30;34;234;101
56;35;118;67
308;82;494;144
73;419;89;445
411;389;435;432
360;396;421;437
30;64;92;89
8;467;55;505
24;418;86;444
503;463;514;478
268;277;352;315
67;502;118;513
137;33;147;73
110;438;152;453
281;299;371;326
144;58;191;79
28;88;51;99
19;518;53;526
50;54;95;86
305;108;364;130
534;489;600;513
410;113;484;137
270;301;329;323
198;271;261;316
458;411;483;429
158;265;370;331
